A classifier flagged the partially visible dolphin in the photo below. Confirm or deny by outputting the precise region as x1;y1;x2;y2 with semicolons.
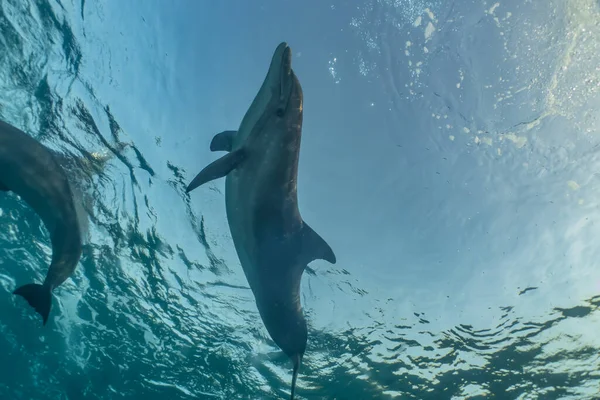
186;42;336;399
0;119;83;325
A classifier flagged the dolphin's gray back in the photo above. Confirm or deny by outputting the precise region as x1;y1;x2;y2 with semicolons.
0;120;82;284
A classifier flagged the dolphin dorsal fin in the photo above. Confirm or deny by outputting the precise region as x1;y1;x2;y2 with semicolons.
299;221;336;265
186;148;246;193
210;130;236;152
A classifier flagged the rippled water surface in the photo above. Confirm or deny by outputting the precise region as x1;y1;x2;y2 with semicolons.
1;0;600;399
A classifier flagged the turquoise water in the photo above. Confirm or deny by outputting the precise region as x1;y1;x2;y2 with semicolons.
1;0;600;399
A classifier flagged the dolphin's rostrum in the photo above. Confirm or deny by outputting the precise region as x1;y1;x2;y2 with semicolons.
0;119;83;325
186;42;336;399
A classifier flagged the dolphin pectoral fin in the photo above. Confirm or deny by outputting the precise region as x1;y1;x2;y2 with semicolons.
186;149;246;193
210;130;236;152
0;181;9;191
299;221;336;265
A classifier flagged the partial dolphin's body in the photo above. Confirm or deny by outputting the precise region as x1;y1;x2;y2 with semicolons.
0;119;83;325
186;42;336;399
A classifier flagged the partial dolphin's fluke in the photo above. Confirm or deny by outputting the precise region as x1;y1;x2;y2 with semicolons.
291;353;302;400
185;148;246;193
13;283;52;325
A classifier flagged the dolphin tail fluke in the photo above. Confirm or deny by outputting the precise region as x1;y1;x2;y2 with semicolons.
186;149;246;193
13;283;52;325
291;353;302;400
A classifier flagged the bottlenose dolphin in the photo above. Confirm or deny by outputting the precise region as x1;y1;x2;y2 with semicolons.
186;42;336;399
0;119;83;325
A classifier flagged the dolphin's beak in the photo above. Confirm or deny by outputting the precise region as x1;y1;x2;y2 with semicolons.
273;42;293;105
280;43;291;76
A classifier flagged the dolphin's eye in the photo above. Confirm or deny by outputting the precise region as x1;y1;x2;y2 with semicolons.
276;107;285;117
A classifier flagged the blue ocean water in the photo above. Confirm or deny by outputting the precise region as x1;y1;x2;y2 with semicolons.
1;0;600;399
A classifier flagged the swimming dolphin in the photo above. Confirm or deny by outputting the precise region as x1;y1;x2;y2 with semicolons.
0;119;83;325
186;42;336;399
